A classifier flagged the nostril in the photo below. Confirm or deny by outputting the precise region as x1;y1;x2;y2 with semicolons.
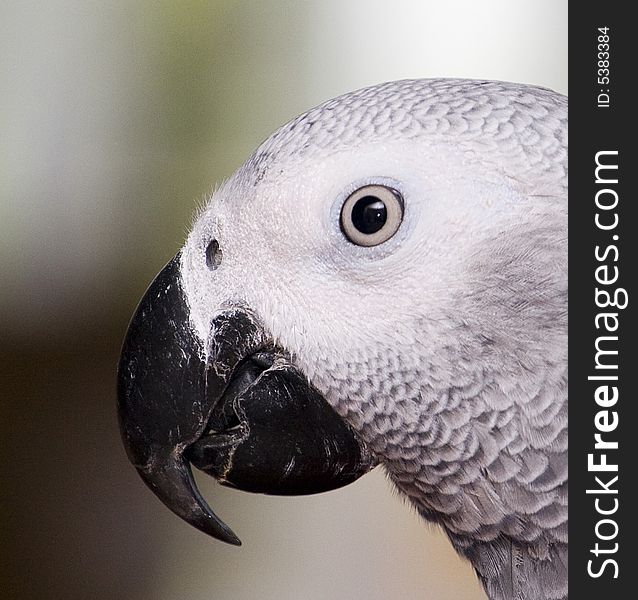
206;239;222;270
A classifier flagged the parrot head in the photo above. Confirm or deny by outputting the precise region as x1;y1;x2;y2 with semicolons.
117;79;567;548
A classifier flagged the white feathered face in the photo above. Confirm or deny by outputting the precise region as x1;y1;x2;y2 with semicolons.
182;141;451;372
117;79;567;546
181;137;555;430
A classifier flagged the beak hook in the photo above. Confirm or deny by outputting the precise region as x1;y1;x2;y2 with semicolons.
138;453;241;545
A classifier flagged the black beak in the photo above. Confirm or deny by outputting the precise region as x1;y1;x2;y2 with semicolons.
117;254;375;545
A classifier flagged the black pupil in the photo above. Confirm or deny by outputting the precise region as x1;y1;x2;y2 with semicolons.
351;196;387;234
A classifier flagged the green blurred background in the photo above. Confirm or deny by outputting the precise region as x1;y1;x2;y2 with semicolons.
1;2;567;599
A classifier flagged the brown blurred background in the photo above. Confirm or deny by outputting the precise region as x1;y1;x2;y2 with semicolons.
1;2;567;599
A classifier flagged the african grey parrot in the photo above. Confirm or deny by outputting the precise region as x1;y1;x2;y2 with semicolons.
117;79;567;600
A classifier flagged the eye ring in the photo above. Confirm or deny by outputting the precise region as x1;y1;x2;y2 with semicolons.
340;185;404;247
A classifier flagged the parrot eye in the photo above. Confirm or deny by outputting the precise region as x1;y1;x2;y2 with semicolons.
340;185;404;246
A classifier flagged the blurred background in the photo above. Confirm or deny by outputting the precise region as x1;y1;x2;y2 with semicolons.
1;1;567;599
